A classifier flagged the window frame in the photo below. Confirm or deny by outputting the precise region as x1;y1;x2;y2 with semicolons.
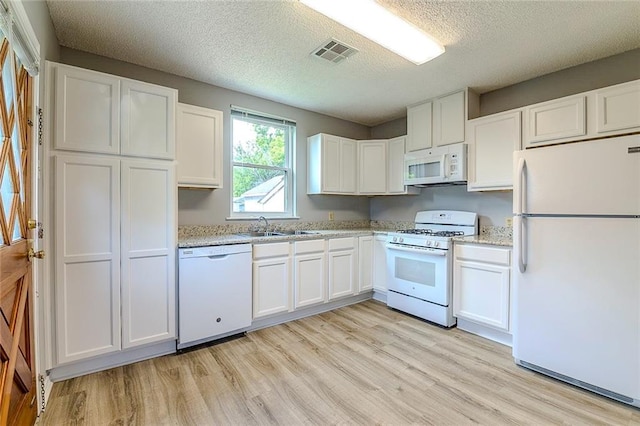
229;108;296;219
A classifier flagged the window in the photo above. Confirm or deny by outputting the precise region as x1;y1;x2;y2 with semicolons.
231;108;296;218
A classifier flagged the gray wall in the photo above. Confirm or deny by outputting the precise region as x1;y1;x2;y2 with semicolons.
23;0;60;104
370;117;406;139
480;48;640;116
370;186;513;229
369;48;640;226
59;47;372;226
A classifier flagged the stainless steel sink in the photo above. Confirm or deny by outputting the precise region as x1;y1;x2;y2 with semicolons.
237;231;284;237
276;230;318;235
236;230;319;237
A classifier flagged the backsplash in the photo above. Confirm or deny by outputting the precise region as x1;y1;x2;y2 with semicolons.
480;225;513;240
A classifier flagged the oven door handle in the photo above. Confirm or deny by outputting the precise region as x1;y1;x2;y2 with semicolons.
385;243;447;256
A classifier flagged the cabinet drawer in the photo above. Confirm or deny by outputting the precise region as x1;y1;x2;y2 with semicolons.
455;244;510;266
253;242;290;259
328;237;356;251
294;239;325;254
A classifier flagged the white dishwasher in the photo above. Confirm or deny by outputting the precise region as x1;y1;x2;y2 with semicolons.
178;243;252;350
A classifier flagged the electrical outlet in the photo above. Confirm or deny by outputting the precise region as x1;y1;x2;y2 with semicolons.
505;217;513;227
329;211;335;221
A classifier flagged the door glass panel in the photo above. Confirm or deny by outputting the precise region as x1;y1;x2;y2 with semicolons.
2;50;14;115
12;215;20;240
395;257;436;287
1;163;13;224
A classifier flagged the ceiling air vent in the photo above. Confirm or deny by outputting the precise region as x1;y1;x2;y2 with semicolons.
311;39;358;64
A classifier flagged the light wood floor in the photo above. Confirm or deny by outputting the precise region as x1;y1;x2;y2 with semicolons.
40;300;639;425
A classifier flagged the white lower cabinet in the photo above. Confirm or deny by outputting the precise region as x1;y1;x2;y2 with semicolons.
328;237;357;300
252;242;292;319
54;154;176;365
372;235;387;293
293;240;326;309
358;236;373;292
453;244;512;335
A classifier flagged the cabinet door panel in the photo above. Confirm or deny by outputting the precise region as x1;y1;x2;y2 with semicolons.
55;155;121;365
467;111;521;191
597;82;640;134
321;134;341;192
340;139;357;193
387;137;406;194
373;236;387;292
121;81;176;159
294;253;326;308
177;103;223;188
454;260;510;331
54;65;120;154
358;141;386;194
328;249;355;300
434;91;465;146
253;257;291;318
526;96;586;146
358;236;373;292
407;102;432;151
121;160;176;348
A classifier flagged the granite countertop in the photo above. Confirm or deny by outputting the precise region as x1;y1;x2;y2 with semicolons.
452;225;513;247
452;234;513;247
178;229;387;248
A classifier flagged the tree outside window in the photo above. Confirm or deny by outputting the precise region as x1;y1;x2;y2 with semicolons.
231;111;295;217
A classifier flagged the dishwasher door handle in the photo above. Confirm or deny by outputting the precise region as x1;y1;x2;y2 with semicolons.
207;254;230;260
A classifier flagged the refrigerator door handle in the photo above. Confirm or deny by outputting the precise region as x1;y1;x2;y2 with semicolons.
515;157;526;215
517;216;527;273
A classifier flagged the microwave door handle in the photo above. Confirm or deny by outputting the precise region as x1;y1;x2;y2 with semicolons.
440;155;447;178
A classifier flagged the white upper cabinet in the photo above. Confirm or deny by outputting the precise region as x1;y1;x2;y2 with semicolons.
596;80;640;134
50;62;177;159
307;133;357;194
385;136;419;195
54;64;120;155
521;79;640;148
358;140;387;194
407;88;479;152
406;101;432;152
434;90;466;147
525;95;586;147
467;110;522;192
176;103;224;188
121;80;177;160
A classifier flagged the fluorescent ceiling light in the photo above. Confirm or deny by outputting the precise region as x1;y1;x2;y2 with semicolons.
300;0;445;65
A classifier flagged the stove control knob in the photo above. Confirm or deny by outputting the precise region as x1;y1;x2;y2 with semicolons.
433;241;440;248
399;237;404;243
392;237;397;242
426;241;432;247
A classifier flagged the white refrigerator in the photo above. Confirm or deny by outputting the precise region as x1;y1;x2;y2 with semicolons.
513;134;640;407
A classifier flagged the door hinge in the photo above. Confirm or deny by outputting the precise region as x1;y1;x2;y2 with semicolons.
27;119;33;127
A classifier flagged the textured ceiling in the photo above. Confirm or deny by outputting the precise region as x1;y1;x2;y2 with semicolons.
46;0;640;126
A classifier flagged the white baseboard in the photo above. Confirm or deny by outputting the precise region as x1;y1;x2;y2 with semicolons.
456;318;512;347
48;340;176;382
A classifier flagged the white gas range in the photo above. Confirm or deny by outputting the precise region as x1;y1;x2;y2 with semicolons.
386;210;478;327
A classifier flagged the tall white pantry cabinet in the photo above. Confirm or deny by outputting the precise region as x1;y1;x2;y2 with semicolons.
47;62;177;367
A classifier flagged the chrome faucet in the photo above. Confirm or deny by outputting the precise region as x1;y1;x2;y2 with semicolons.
257;216;269;233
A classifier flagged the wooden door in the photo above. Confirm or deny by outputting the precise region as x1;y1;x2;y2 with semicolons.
0;37;37;425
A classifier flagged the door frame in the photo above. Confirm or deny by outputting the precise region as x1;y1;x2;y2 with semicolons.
8;0;50;414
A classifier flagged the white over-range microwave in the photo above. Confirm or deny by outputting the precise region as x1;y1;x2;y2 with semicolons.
404;143;467;186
